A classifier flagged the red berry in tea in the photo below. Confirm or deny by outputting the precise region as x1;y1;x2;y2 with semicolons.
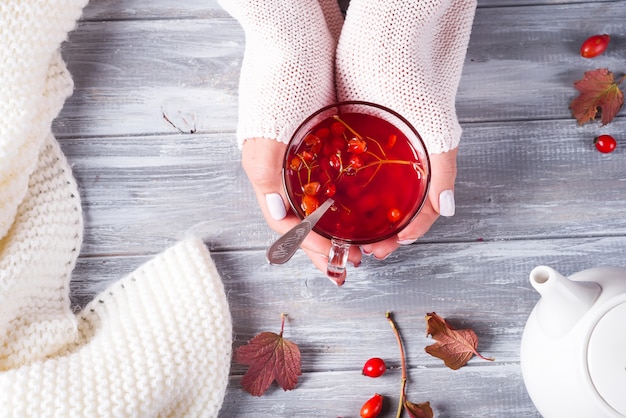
284;112;428;243
324;182;337;197
347;154;364;170
301;195;319;216
330;121;345;136
362;357;387;377
316;127;330;140
387;208;401;223
329;154;342;170
302;181;321;196
347;136;367;154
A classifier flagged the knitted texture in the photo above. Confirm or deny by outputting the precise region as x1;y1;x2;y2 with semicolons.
336;0;476;154
0;0;87;368
0;0;87;242
0;134;82;370
0;239;233;418
1;2;233;416
218;0;342;147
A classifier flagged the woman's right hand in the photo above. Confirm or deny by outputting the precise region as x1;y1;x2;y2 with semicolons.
241;137;362;285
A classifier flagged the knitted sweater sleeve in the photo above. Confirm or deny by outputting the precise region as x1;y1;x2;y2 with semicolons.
217;0;341;147
336;0;477;154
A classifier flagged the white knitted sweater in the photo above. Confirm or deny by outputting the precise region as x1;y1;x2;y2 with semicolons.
0;2;232;417
220;0;476;154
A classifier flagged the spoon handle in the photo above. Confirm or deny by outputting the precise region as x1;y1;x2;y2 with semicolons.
266;198;334;265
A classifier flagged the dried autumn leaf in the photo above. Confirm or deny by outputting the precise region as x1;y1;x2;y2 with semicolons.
424;312;494;370
405;400;434;418
570;68;624;126
234;314;302;396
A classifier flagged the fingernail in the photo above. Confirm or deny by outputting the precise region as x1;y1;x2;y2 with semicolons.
361;247;372;255
327;271;346;286
398;238;417;245
439;189;455;217
265;193;287;220
374;252;391;261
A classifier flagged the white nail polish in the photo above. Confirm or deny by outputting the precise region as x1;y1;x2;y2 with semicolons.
265;193;287;220
439;189;455;217
398;238;417;245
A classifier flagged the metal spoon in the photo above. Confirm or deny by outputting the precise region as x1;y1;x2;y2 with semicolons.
266;198;334;265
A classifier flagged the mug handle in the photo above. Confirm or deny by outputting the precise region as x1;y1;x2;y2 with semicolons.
327;239;351;286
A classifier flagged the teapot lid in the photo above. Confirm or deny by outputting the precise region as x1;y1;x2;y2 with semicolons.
587;301;626;415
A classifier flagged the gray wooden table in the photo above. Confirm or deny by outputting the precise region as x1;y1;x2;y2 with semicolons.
57;0;626;416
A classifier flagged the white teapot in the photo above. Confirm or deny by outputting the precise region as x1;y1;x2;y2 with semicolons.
520;266;626;417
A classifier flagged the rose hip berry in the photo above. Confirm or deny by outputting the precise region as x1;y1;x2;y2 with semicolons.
362;357;387;378
594;134;616;153
360;393;383;418
580;34;610;58
330;121;345;136
387;208;401;223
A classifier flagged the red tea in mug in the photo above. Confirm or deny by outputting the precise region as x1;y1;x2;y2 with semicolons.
284;110;429;244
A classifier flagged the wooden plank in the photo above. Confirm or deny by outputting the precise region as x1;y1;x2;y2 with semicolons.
70;235;626;415
79;0;617;21
71;235;626;364
458;2;625;122
56;17;244;138
221;365;539;417
79;0;352;21
477;0;620;6
81;0;228;21
56;2;626;138
59;116;626;256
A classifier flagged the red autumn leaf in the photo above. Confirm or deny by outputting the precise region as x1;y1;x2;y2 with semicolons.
424;312;494;370
569;68;624;126
234;314;302;396
405;400;434;418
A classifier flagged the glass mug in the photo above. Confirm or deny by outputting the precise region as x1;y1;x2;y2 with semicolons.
282;101;431;284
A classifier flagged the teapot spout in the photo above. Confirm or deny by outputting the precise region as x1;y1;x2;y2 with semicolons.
529;266;601;337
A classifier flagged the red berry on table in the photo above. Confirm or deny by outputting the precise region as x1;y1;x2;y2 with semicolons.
362;357;387;377
360;393;383;418
580;34;610;58
594;134;616;153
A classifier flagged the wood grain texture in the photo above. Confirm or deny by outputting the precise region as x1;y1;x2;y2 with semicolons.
61;116;626;257
57;2;626;137
53;0;626;416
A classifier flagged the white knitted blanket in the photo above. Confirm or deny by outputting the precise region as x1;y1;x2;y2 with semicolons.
0;2;232;416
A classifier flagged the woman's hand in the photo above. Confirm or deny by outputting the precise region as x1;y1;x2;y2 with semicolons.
241;137;362;284
360;148;458;259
